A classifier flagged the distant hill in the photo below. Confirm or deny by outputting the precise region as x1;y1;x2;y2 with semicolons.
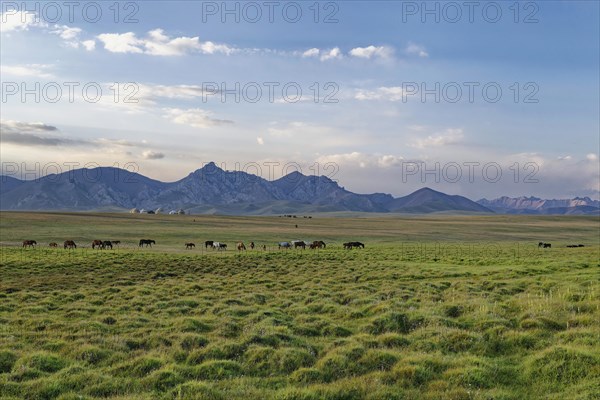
477;196;600;215
388;187;492;213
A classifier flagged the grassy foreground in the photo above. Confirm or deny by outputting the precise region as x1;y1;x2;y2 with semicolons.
0;212;599;399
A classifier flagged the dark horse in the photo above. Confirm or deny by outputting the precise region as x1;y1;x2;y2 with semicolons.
139;239;156;247
344;242;365;249
102;241;113;249
311;240;326;249
64;240;76;249
22;240;37;248
185;243;195;249
538;242;551;249
205;240;214;249
92;240;103;249
294;241;306;249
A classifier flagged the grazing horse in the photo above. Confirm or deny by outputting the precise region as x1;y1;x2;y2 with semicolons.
49;242;58;248
278;242;291;250
22;240;37;248
262;245;267;251
102;241;113;250
92;240;103;249
111;240;121;246
543;243;551;248
293;240;306;249
205;240;214;249
538;242;544;248
64;240;76;249
250;242;255;250
344;242;365;249
185;243;195;249
139;239;156;247
311;240;326;249
237;242;246;251
213;242;227;251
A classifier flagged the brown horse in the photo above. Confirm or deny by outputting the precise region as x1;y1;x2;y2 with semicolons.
22;240;37;248
237;242;246;251
250;241;255;250
185;243;195;249
92;240;103;249
311;240;326;249
262;245;267;251
49;242;58;248
64;240;76;249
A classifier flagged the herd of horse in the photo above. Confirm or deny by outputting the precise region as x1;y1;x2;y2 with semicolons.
20;240;585;251
22;240;119;249
19;238;353;251
193;240;328;251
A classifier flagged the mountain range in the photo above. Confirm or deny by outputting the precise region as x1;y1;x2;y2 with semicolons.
477;196;600;215
0;162;597;215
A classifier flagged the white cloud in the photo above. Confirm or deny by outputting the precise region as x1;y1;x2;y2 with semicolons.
316;152;405;170
587;153;598;161
349;45;393;59
378;155;404;168
257;137;265;145
97;32;144;54
163;108;233;128
142;150;165;160
355;86;404;101
0;11;46;33
199;41;235;55
302;48;320;58
0;12;93;49
405;43;429;58
50;24;93;49
97;29;234;56
138;84;208;101
558;155;572;160
320;47;342;61
411;128;464;149
82;40;96;51
0;64;54;78
51;25;81;40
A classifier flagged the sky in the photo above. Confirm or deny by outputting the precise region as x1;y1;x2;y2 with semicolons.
1;0;599;200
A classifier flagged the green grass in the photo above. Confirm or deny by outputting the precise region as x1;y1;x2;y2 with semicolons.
0;212;599;399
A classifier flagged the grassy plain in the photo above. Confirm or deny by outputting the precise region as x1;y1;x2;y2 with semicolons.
0;212;598;399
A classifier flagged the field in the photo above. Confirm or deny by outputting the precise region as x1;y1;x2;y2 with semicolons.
0;212;599;400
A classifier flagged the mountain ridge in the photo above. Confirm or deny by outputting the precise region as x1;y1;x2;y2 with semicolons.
0;164;596;215
477;195;599;215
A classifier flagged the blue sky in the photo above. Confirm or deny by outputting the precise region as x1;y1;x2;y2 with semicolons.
1;0;598;199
